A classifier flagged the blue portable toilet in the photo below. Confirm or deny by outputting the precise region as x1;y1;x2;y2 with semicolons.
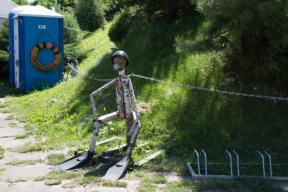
9;5;64;91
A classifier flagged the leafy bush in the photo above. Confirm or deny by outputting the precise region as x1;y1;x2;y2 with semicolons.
62;12;82;44
12;0;28;5
74;0;105;32
0;20;9;74
196;0;288;88
108;8;135;42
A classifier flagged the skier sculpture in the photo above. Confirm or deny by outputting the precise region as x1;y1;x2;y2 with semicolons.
54;50;141;181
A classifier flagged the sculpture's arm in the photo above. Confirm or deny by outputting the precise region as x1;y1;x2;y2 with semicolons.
90;79;116;118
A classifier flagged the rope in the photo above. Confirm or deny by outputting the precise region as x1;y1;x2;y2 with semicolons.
130;73;288;101
64;26;93;34
66;63;113;82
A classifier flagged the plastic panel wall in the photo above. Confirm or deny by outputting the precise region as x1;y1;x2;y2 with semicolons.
17;16;64;91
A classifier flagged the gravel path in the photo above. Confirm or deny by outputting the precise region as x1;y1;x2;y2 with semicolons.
0;98;140;192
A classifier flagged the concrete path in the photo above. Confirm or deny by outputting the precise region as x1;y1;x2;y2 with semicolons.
0;98;140;192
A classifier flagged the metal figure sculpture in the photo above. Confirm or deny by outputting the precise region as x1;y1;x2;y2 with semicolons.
53;50;141;181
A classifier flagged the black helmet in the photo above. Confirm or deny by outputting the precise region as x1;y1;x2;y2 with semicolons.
111;50;130;66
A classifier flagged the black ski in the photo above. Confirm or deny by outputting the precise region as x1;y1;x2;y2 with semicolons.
101;155;130;181
51;151;94;170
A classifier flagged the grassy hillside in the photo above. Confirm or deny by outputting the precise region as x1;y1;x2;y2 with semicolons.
4;13;288;178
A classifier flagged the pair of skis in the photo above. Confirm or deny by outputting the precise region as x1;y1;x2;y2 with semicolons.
52;149;130;181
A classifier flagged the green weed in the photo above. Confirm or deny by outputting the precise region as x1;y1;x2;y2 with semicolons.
45;179;62;185
14;132;32;139
8;122;18;127
143;173;167;184
0;104;8;108
5;115;14;120
33;176;46;181
0;168;5;175
10;142;44;153
62;182;79;188
0;146;4;159
6;178;27;183
47;154;66;165
5;159;44;166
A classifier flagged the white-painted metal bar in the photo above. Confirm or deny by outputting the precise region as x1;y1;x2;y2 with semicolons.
96;137;122;146
194;149;200;175
257;151;266;177
187;163;196;176
201;149;207;175
135;150;165;166
264;151;272;177
233;150;240;176
225;150;233;176
188;174;288;181
97;112;118;122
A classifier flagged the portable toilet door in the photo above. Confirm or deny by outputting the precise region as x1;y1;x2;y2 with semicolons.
14;16;19;88
9;5;64;91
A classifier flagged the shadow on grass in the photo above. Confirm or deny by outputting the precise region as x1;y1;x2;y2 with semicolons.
0;78;22;98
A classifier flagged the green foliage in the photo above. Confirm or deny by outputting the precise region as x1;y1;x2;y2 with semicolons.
74;0;105;32
62;11;82;44
0;146;4;159
197;0;288;89
0;20;9;74
33;0;76;10
33;0;54;9
108;8;136;42
144;0;198;18
12;0;28;5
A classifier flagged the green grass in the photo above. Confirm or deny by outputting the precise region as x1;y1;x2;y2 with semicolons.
45;179;62;185
0;168;5;175
8;122;18;127
4;9;288;188
0;104;8;108
6;178;27;183
5;159;44;166
5;115;14;120
47;154;66;165
9;142;45;153
0;146;4;159
14;132;32;139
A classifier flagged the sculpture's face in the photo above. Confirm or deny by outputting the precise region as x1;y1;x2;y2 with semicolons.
113;56;127;71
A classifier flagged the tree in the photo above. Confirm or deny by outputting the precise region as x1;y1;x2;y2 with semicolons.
74;0;105;31
33;0;76;10
196;0;288;88
12;0;28;5
144;0;198;18
0;20;9;74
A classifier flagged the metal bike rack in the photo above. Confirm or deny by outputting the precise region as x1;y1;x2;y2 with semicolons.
187;149;286;180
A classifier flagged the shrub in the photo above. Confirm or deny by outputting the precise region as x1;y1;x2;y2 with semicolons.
74;0;105;32
144;0;198;18
0;20;9;74
62;12;82;44
108;8;135;42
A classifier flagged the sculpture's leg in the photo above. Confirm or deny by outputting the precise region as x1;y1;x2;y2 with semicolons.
126;112;136;145
89;112;118;153
52;112;118;171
